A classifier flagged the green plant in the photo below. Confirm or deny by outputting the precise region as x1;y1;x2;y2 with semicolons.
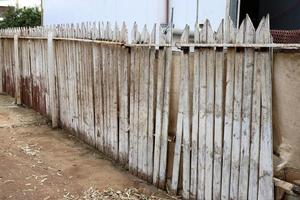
0;7;41;29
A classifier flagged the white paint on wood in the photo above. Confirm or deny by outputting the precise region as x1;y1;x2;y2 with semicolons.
258;15;274;200
221;16;236;200
248;17;265;200
190;23;200;200
230;19;245;200
238;15;255;200
213;20;224;200
47;32;59;128
14;34;21;105
204;20;215;200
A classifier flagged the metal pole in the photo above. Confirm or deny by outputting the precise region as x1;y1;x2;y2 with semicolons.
15;0;19;9
196;0;199;24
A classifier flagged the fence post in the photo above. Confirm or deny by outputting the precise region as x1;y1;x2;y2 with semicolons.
14;34;21;105
48;32;59;128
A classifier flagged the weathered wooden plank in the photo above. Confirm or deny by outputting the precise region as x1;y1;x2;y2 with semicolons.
230;19;245;200
129;23;139;174
181;25;191;200
205;20;215;200
141;25;151;179
221;17;236;200
47;32;59;128
197;22;208;200
258;15;274;200
213;20;225;200
158;28;172;189
14;34;21;105
153;26;166;186
238;15;255;200
248;17;265;200
170;25;190;198
129;25;136;172
118;23;129;165
248;18;265;199
147;24;156;182
93;42;103;151
190;23;200;200
111;31;119;160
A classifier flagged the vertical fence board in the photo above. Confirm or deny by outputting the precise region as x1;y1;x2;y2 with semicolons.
158;28;172;189
182;25;191;200
230;20;245;200
190;23;200;200
14;34;21;105
258;15;274;200
213;20;225;200
248;17;265;200
238;15;255;200
147;24;156;182
153;27;166;186
47;32;59;128
119;23;129;165
221;17;236;200
197;22;208;200
205;20;215;200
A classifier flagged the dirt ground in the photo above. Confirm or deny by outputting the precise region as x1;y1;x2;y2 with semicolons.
0;95;171;200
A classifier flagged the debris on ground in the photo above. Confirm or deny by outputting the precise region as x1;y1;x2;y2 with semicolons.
19;144;40;156
62;187;165;200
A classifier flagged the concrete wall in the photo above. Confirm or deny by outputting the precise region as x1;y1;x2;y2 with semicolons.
273;52;300;170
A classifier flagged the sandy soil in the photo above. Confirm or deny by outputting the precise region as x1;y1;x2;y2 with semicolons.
0;95;170;200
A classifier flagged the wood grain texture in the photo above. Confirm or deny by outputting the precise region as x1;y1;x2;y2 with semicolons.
221;17;236;200
238;15;255;200
230;19;245;200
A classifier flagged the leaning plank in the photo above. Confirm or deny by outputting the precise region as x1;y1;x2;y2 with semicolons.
170;25;190;197
248;17;265;200
221;17;236;200
230;20;245;200
213;20;225;200
238;15;255;200
158;29;172;189
205;20;215;200
258;15;274;200
190;23;200;200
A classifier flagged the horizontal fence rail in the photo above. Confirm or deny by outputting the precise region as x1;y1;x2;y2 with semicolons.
0;16;274;200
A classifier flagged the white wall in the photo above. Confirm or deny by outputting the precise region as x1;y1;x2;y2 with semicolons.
44;0;226;30
172;0;226;30
44;0;167;31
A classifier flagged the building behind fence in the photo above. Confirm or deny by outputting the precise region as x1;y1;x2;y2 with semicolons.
0;16;274;200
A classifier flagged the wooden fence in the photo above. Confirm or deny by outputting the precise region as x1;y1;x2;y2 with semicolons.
0;16;273;200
